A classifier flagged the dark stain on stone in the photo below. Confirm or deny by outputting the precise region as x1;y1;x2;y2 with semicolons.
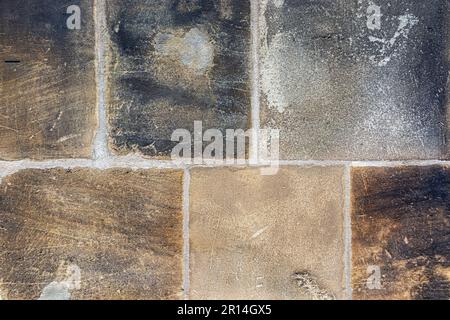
171;0;215;25
119;75;216;109
106;0;251;158
0;0;97;160
352;166;450;300
0;168;184;300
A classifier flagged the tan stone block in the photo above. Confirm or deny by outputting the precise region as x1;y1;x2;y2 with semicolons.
189;167;346;299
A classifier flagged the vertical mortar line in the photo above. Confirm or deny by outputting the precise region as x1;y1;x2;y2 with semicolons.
182;168;191;300
93;0;109;160
250;0;261;165
343;163;352;300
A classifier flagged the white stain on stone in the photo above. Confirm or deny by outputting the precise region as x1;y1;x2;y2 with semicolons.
261;32;290;113
368;13;419;66
155;28;214;75
39;264;81;300
366;3;382;30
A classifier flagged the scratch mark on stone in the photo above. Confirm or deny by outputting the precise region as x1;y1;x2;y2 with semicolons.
251;226;269;239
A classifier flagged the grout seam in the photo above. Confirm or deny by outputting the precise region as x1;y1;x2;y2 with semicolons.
0;159;449;178
343;164;352;300
182;168;191;300
93;0;109;160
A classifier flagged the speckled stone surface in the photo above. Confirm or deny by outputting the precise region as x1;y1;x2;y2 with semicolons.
106;0;251;158
189;167;346;300
260;0;449;160
352;166;450;300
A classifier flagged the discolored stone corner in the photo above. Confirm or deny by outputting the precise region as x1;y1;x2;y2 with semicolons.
189;167;346;300
105;0;251;158
0;0;97;160
260;0;449;160
0;168;184;300
352;166;450;300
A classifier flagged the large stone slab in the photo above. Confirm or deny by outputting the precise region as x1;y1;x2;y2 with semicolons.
0;168;183;300
352;166;450;300
0;0;97;160
260;0;449;160
106;0;251;158
189;167;345;299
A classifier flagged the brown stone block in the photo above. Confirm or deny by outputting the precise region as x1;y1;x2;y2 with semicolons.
0;0;97;160
0;168;183;300
189;167;345;300
352;166;450;300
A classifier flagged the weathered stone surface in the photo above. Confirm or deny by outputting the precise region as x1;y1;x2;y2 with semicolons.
260;0;449;160
106;0;251;158
190;167;345;299
0;168;183;300
352;166;450;300
0;0;97;160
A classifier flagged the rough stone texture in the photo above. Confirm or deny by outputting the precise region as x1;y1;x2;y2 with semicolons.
0;0;97;160
352;166;450;300
189;167;345;300
0;168;183;300
106;0;251;158
260;0;449;160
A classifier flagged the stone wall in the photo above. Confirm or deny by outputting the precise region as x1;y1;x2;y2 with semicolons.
0;0;449;300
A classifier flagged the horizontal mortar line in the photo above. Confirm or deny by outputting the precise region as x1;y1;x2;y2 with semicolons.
0;158;449;176
277;160;450;167
0;157;183;178
349;160;449;167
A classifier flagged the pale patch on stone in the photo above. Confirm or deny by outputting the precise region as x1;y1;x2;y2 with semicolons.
260;31;331;114
155;28;214;75
436;266;450;282
272;0;284;8
368;13;419;66
38;264;81;300
219;0;233;20
0;284;6;300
